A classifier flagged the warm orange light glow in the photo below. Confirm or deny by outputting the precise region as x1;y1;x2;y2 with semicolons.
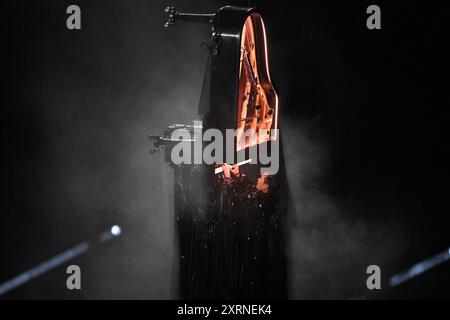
236;14;278;151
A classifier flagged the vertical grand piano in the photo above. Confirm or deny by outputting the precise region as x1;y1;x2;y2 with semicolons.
150;5;289;299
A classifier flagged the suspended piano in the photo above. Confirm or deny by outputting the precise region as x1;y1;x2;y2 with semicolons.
150;5;288;299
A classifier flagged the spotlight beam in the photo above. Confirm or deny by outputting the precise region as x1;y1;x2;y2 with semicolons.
389;247;450;287
0;225;122;296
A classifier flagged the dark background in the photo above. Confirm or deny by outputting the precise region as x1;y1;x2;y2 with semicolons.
2;0;449;299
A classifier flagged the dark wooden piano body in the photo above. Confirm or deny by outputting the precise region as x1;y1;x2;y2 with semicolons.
152;5;288;299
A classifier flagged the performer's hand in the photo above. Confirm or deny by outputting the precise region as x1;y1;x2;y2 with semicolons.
220;163;240;179
222;163;231;179
230;164;240;177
